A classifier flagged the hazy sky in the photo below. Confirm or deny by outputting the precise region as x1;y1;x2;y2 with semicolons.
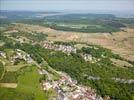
0;0;134;12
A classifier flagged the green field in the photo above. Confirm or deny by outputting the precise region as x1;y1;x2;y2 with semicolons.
0;66;53;100
16;66;49;100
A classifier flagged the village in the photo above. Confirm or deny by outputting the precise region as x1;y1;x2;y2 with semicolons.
43;41;77;54
41;71;102;100
0;48;102;100
1;46;134;100
11;49;33;64
42;41;99;63
0;40;134;100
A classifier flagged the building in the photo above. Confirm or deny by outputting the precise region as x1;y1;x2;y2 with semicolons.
42;82;52;91
0;51;6;58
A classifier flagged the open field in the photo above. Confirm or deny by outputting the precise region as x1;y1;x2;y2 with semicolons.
6;64;30;72
16;66;49;100
0;83;17;88
13;23;134;62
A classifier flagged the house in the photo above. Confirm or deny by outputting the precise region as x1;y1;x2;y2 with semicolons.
25;54;33;63
0;51;6;58
42;82;52;91
12;49;33;63
38;69;47;75
43;41;76;54
82;54;92;61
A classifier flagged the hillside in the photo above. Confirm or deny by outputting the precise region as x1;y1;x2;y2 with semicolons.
0;23;134;99
12;23;134;62
0;12;134;100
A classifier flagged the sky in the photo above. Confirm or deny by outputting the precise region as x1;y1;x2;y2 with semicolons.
0;0;134;12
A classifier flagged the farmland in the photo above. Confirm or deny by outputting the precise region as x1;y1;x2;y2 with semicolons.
0;11;134;100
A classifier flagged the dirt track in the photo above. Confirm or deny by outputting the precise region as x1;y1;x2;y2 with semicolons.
0;83;17;88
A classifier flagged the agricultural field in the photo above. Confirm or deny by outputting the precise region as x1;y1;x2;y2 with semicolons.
0;11;134;100
20;14;134;33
